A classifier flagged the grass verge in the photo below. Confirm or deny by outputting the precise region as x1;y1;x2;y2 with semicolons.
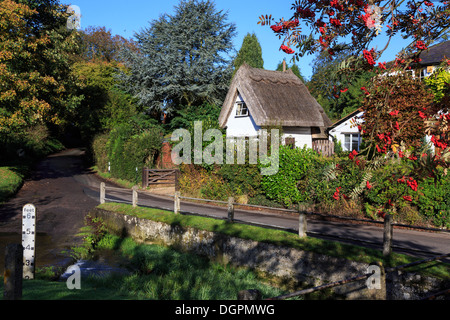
89;234;287;300
97;202;450;280
91;165;137;189
0;165;29;203
0;233;288;300
0;137;65;204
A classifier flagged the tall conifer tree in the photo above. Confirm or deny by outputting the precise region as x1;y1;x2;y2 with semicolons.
120;0;236;115
233;33;264;74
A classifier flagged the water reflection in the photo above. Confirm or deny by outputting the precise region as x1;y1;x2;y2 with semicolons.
0;232;73;275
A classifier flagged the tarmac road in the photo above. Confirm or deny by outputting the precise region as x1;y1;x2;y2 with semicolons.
0;148;99;273
84;185;450;263
74;147;450;264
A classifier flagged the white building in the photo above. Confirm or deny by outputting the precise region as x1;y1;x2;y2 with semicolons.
219;64;332;153
327;109;364;152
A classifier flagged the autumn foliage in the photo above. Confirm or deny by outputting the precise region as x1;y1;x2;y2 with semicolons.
261;0;450;218
0;0;79;133
0;1;51;132
361;74;436;154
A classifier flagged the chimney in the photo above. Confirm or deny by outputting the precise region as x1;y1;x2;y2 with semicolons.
282;60;286;72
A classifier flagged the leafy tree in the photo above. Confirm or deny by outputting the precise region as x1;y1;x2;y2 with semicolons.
233;33;264;74
0;0;80;134
120;0;236;116
103;88;141;130
78;26;138;63
71;61;116;138
71;59;143;140
258;1;449;65
167;102;221;132
15;0;67;34
362;74;435;153
259;1;449;153
308;50;373;120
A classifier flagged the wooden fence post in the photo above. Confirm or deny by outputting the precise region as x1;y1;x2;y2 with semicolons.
383;214;393;257
132;186;138;208
100;182;105;204
3;244;23;300
175;169;180;192
227;197;235;222
298;203;307;238
142;167;149;188
174;191;180;214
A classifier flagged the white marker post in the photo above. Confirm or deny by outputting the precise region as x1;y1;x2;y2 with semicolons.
22;204;36;279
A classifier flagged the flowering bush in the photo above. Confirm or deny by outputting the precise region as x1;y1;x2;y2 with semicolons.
259;0;450;170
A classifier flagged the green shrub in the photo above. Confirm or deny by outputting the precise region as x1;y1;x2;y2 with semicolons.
260;146;322;207
248;194;285;208
303;156;365;214
218;163;261;197
1;125;64;164
199;175;233;201
0;167;24;203
364;161;412;208
92;133;109;172
107;124;132;179
123;130;162;175
93;118;164;183
414;174;450;228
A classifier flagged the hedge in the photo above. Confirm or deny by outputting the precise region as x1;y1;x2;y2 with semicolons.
92;120;163;183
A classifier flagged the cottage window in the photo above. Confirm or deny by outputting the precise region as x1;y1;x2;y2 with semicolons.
235;102;248;117
420;66;435;79
285;137;295;149
344;133;361;151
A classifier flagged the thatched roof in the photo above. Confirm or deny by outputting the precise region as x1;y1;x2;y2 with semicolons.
219;64;332;129
419;40;450;66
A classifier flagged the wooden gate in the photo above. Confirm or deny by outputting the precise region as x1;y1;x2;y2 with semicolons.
142;168;180;190
312;139;334;157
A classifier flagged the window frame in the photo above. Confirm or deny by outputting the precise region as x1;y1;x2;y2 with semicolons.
285;137;296;149
235;101;249;117
343;132;361;151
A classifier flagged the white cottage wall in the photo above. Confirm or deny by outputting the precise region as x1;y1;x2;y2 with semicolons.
282;127;312;149
225;93;261;138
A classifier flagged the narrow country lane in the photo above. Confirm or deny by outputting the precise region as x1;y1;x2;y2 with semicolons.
0;148;100;273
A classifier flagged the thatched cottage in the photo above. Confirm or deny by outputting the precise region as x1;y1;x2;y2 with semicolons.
415;40;450;78
219;64;332;152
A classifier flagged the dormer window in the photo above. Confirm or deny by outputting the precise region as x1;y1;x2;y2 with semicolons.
235;101;248;117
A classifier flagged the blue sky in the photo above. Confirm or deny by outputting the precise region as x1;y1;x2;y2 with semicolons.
67;0;412;80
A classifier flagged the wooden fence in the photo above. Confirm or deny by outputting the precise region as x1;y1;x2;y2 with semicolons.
264;252;450;300
142;168;180;190
312;139;334;157
97;183;450;301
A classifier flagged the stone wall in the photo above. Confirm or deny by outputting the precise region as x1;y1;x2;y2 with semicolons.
92;208;448;300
